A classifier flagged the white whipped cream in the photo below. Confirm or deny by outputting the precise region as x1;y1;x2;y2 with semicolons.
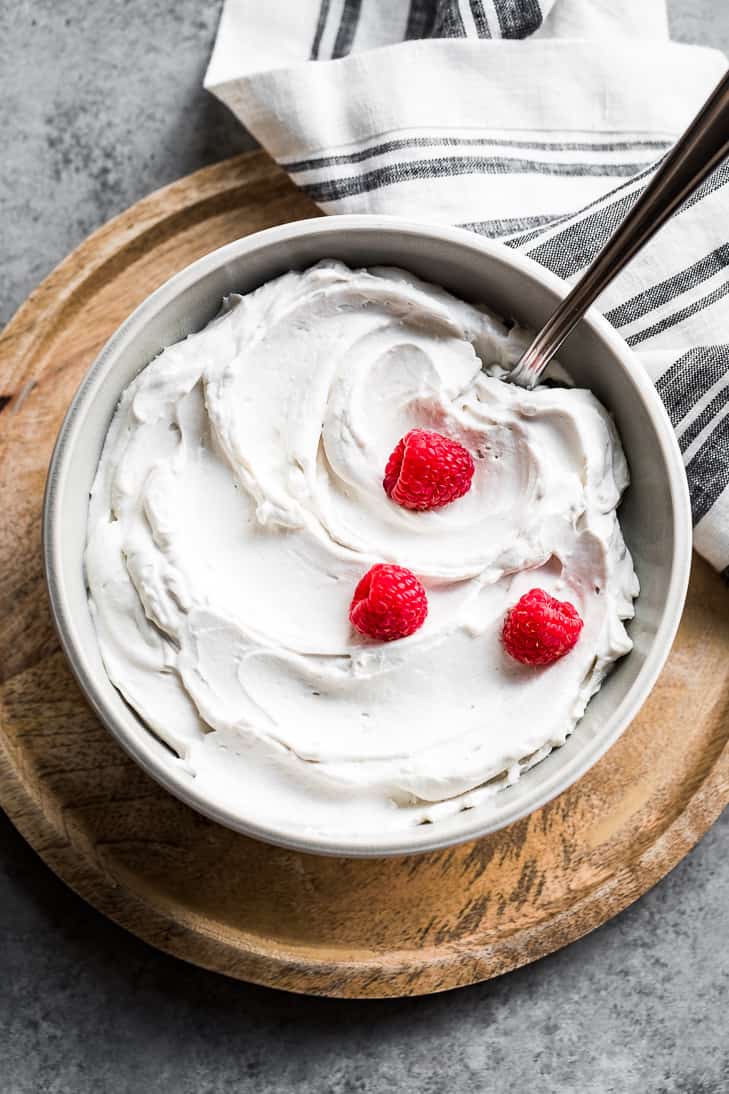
86;261;638;837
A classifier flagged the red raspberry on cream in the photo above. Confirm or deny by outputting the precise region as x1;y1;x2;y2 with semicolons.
383;429;475;511
349;564;428;642
502;589;583;666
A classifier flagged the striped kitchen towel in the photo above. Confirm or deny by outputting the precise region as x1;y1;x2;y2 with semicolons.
205;0;729;577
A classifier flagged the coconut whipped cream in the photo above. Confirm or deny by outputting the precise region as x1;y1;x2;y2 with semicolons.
86;261;638;837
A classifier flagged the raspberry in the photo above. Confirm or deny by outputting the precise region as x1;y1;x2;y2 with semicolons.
502;588;583;666
383;429;475;511
349;564;428;642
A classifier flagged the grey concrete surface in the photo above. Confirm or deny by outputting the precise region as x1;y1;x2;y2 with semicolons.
2;2;729;1092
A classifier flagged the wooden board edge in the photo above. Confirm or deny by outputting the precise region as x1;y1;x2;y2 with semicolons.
1;702;726;998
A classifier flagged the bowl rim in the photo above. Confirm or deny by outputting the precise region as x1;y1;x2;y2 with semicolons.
42;214;693;858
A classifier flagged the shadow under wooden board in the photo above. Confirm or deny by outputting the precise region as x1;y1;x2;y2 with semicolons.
1;150;728;999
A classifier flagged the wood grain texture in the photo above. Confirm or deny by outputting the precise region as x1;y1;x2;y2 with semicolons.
1;150;728;998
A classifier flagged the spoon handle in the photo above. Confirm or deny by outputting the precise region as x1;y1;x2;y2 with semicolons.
510;69;729;389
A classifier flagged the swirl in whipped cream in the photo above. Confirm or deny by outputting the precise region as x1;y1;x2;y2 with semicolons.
86;261;638;836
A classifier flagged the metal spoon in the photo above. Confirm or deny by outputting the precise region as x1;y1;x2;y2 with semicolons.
509;69;729;389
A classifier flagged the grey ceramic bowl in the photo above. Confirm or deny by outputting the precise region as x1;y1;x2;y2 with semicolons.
43;216;692;857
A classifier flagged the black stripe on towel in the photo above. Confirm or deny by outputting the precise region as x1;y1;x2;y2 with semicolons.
469;1;492;37
604;244;729;329
626;278;729;347
332;0;362;59
680;386;729;454
687;409;729;524
283;135;669;173
656;346;729;428
493;0;543;38
433;1;467;37
310;0;332;59
460;214;558;236
301;155;651;203
405;0;439;39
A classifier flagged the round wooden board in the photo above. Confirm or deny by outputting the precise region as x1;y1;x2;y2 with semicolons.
1;151;728;999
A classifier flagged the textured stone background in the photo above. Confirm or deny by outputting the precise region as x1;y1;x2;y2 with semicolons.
2;2;729;1091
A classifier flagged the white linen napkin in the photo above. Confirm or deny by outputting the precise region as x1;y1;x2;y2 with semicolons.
205;0;729;578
